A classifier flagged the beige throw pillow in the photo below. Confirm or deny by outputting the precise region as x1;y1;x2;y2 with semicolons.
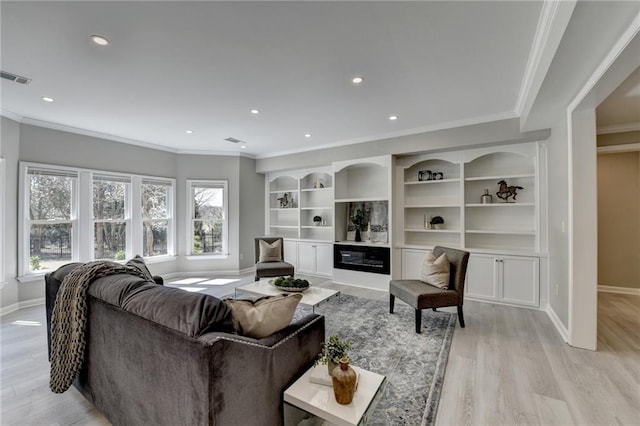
225;294;302;338
259;239;283;262
421;251;450;289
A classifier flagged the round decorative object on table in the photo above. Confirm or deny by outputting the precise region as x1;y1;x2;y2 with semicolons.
269;278;310;292
332;358;357;405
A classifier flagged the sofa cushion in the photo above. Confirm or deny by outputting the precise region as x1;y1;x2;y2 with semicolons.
259;239;282;262
89;273;156;307
125;255;154;280
121;285;234;337
225;294;302;338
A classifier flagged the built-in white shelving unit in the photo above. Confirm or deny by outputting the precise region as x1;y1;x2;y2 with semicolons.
395;142;547;308
266;168;334;277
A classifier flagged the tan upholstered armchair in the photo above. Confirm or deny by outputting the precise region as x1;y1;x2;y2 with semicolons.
389;246;470;333
254;237;295;281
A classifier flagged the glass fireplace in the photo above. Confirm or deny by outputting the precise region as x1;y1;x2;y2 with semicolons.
333;244;390;275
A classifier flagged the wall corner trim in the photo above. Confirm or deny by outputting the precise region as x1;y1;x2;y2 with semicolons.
546;303;569;343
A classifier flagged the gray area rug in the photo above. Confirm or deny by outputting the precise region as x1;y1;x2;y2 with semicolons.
311;294;456;426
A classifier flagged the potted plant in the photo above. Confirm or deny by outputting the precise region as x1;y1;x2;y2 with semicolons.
313;215;322;226
350;209;368;242
430;215;445;230
316;334;352;376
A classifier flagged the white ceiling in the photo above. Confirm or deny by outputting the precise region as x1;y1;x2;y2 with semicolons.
597;65;640;133
1;1;545;157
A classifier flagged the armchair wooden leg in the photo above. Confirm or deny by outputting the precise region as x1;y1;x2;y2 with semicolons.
432;308;437;312
415;309;422;333
389;294;395;314
457;306;465;328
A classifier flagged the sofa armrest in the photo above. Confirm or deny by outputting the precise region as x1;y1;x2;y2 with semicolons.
152;275;164;285
202;314;325;425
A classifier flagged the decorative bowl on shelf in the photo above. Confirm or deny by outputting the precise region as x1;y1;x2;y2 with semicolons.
270;277;310;292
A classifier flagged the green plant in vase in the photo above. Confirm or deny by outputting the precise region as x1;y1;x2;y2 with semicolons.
350;209;368;242
315;334;352;376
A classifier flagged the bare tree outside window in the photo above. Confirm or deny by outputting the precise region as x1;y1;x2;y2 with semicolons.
142;181;169;257
27;170;74;272
191;184;225;254
93;177;128;260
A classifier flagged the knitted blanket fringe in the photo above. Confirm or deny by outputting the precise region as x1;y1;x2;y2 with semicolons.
49;261;150;393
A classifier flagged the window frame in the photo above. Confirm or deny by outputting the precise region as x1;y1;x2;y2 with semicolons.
140;178;174;258
18;162;176;280
186;179;229;258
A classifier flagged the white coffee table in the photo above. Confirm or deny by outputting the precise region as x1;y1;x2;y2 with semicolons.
234;279;339;313
283;365;386;426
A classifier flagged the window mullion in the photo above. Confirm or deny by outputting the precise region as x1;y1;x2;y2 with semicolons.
78;171;93;262
130;176;142;257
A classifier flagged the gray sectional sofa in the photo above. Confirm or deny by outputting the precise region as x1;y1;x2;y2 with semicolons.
45;263;325;426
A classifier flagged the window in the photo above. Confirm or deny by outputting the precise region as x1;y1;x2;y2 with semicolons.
93;175;130;260
24;167;77;273
141;179;171;257
188;180;228;256
19;162;176;279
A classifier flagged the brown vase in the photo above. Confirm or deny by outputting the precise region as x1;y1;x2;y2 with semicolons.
327;360;338;377
331;358;357;405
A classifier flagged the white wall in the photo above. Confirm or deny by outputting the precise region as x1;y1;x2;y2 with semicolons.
546;117;570;329
0;117;21;311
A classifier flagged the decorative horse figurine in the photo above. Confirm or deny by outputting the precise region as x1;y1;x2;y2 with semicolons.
496;180;523;203
277;192;291;208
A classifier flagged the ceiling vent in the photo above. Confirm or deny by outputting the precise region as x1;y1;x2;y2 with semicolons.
0;70;31;84
224;137;243;144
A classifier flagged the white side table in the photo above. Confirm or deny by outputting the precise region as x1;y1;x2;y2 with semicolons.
283;365;386;426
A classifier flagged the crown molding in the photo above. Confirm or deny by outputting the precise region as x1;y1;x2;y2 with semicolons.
516;1;576;125
597;122;640;135
0;110;254;158
0;108;23;122
597;143;640;154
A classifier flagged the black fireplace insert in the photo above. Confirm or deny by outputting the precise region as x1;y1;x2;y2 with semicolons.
333;243;390;275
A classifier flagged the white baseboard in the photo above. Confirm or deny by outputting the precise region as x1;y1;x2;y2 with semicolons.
0;297;45;317
597;285;640;295
546;304;569;343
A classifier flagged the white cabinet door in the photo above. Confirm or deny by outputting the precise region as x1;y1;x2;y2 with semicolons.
297;242;316;274
315;243;333;277
466;253;539;307
465;254;498;300
283;240;298;270
501;256;539;307
401;249;429;279
297;242;333;277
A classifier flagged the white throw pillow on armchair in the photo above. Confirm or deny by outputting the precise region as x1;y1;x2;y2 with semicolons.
259;239;283;262
421;251;450;289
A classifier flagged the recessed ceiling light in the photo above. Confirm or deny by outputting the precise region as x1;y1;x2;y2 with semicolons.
351;76;364;84
304;133;312;138
90;35;109;46
389;115;398;121
250;109;260;114
42;96;54;103
185;130;193;134
240;145;247;149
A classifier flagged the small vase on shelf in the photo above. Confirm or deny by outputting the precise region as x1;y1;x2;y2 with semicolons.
332;358;357;405
481;189;493;204
355;229;361;242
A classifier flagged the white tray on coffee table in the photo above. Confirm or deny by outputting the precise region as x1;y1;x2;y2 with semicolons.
234;279;339;312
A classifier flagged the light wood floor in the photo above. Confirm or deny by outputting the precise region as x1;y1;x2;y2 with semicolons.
1;278;638;425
